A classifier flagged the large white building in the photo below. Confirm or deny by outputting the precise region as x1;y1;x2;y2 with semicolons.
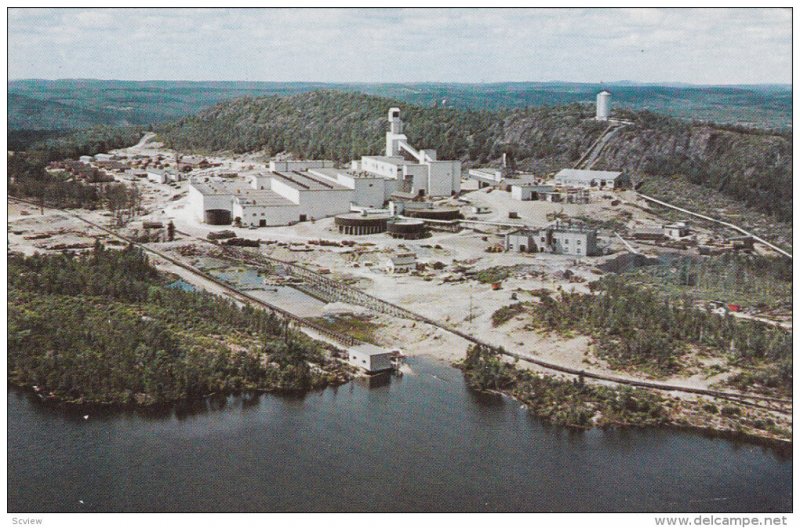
353;108;461;198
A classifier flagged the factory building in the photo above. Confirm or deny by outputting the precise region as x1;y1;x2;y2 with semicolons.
188;107;461;227
268;160;336;172
554;168;625;189
505;222;599;256
353;108;461;198
596;90;611;121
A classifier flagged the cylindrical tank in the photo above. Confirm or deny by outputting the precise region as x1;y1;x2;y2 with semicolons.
334;213;390;235
387;219;426;240
404;207;462;221
204;209;232;225
596;90;611;121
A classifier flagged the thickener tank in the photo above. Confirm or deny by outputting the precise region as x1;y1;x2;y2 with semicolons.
596;90;611;121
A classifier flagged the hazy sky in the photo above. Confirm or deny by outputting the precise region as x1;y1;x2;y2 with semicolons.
8;8;792;84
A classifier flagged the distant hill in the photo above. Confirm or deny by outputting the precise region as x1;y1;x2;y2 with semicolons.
157;91;792;223
8;79;792;131
8;93;130;130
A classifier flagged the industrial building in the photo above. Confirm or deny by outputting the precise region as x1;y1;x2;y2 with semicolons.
632;222;691;241
554;168;625;189
188;107;462;227
596;90;611;121
347;343;394;373
511;183;557;201
505;222;599;256
352;108;461;198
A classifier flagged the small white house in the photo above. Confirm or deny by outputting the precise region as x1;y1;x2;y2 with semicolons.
94;153;114;162
386;252;416;274
147;168;180;184
347;343;393;373
663;222;690;240
79;155;94;163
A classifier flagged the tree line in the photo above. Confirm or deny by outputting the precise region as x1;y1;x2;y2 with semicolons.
528;276;791;392
8;244;347;406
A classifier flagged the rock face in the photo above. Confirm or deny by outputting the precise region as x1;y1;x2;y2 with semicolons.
492;110;791;222
594;122;791;221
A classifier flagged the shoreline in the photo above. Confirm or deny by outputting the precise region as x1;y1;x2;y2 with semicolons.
479;384;793;454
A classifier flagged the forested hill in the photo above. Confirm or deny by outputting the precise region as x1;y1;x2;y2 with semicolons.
158;91;792;222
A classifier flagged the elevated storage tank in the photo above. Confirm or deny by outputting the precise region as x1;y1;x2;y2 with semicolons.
596;90;611;121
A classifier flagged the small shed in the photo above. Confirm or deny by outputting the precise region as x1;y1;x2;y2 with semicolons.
663;222;690;239
386;252;416;273
347;344;393;373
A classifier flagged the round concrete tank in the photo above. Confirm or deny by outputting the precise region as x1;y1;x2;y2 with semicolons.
387;219;426;240
334;213;390;235
204;209;232;225
596;90;611;121
404;207;462;221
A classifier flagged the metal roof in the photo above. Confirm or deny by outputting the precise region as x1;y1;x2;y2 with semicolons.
271;171;350;191
555;169;622;181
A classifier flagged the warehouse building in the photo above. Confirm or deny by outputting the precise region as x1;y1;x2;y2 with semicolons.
554;169;625;189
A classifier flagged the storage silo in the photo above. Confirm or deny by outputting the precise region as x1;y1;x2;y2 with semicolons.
596;90;611;121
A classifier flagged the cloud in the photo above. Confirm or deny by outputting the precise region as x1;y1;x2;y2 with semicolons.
7;7;791;84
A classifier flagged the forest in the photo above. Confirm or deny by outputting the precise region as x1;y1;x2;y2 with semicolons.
8;126;144;210
458;344;668;429
527;276;791;394
8;245;350;406
457;344;789;441
624;253;792;311
10;79;791;130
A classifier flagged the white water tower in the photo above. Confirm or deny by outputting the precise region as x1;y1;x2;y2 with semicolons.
596;90;611;121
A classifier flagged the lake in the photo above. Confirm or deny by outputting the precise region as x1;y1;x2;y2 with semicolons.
7;356;791;512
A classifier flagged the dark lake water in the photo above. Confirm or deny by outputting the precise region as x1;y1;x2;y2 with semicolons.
7;357;792;513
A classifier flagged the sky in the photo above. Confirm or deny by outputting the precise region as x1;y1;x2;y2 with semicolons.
7;8;793;84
